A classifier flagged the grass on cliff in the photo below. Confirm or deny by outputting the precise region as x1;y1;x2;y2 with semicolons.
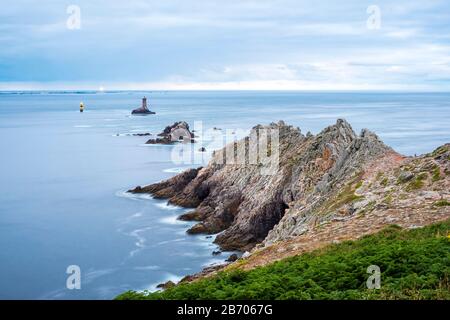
434;200;450;207
116;219;450;300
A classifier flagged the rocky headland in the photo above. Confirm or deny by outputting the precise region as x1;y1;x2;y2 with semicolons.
130;119;450;279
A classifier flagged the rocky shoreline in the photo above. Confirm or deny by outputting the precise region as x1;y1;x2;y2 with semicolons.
130;119;450;285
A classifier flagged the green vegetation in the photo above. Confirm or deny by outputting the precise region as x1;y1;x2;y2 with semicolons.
327;177;364;212
432;166;441;182
406;172;428;191
331;192;363;212
380;177;389;187
376;172;384;181
383;194;393;205
429;145;449;158
434;199;450;207
417;172;428;180
117;219;450;300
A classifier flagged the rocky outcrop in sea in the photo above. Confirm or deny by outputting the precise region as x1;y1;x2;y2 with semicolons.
131;97;156;115
145;121;195;145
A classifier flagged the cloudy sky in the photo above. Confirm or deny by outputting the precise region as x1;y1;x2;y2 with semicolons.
1;0;450;90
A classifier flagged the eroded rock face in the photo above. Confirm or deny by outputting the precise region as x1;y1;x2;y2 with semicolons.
133;127;450;284
130;119;402;251
129;168;204;207
226;254;239;262
230;144;450;272
130;119;450;254
156;281;175;290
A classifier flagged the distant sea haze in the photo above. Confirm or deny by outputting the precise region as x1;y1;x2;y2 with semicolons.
0;91;449;299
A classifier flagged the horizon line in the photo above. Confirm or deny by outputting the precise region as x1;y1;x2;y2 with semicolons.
1;89;450;94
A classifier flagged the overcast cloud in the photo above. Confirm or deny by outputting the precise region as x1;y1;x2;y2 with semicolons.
0;0;449;90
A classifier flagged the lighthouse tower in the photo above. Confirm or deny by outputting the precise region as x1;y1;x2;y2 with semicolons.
142;97;148;111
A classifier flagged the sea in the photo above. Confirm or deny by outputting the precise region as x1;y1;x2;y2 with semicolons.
0;91;449;299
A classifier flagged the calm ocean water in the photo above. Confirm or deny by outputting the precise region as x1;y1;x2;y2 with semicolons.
0;91;449;299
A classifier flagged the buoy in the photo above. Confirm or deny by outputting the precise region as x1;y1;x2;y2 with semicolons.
80;102;84;113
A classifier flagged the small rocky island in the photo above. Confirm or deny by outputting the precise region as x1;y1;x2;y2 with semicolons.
131;97;156;115
145;121;195;144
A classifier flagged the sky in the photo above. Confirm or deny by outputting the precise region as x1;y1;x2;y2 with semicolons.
0;0;450;91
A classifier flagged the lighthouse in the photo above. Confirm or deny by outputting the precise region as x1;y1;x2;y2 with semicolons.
131;96;156;115
142;97;148;111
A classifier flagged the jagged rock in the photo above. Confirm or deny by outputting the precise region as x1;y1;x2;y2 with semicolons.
146;121;194;145
179;211;204;221
187;223;209;234
145;136;173;144
212;250;221;256
132;133;152;136
156;280;175;290
398;171;414;183
179;275;195;283
226;254;238;262
128;168;203;207
158;121;194;138
180;263;229;283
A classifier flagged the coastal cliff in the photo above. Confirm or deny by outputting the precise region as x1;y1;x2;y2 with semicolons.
130;119;450;256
